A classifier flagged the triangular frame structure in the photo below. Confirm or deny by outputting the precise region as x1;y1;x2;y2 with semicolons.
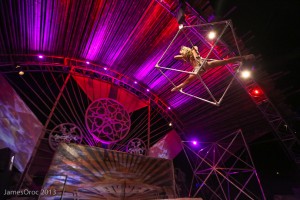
181;130;266;200
155;20;242;106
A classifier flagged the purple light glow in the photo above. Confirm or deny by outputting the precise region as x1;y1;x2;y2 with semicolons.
146;89;150;92
192;140;198;145
104;67;107;70
38;55;43;59
86;25;108;60
136;59;159;82
86;61;90;64
168;107;171;110
168;92;191;109
134;81;137;84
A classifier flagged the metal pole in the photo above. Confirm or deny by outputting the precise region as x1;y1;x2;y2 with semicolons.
239;130;267;200
61;175;68;200
17;72;71;190
147;99;151;152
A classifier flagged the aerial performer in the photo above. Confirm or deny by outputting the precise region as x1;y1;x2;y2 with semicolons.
171;45;255;92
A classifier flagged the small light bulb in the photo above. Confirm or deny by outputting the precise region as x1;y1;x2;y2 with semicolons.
208;31;216;40
241;70;251;79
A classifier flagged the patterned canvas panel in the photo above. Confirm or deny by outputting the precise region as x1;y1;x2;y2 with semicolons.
41;143;176;199
148;130;182;160
0;75;43;172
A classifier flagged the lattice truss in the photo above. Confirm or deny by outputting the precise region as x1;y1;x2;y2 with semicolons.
4;66;174;191
85;98;131;144
156;20;243;106
181;130;266;200
4;70;172;153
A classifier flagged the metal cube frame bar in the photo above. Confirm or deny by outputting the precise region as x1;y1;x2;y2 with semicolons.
155;20;242;106
181;129;266;200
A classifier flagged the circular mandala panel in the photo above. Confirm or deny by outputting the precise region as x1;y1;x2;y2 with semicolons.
48;123;83;151
85;98;131;144
126;138;146;155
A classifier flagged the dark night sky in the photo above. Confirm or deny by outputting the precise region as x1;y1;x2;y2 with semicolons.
209;0;300;113
179;0;300;198
208;0;300;198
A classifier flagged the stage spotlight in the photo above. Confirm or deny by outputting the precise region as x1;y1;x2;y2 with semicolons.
18;71;24;76
179;24;184;30
168;107;171;110
38;55;43;59
249;87;263;97
241;70;251;79
169;122;172;126
104;67;107;70
134;81;137;84
182;140;200;147
86;61;90;64
208;31;216;40
146;89;150;92
16;65;24;75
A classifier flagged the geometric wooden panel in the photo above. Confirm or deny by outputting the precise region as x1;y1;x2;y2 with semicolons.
85;98;131;144
40;143;176;199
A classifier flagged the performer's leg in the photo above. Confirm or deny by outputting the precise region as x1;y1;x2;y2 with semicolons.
171;74;196;92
